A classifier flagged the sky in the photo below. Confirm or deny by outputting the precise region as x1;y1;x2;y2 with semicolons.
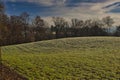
3;0;120;25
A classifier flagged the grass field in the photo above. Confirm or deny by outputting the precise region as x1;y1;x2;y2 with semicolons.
2;37;120;80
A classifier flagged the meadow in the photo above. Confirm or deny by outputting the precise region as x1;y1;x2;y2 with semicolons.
2;37;120;80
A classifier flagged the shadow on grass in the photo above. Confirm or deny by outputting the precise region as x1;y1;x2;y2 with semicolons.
0;64;28;80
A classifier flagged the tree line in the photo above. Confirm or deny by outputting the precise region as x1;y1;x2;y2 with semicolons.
0;2;120;46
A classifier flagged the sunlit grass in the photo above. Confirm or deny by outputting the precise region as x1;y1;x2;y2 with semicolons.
2;37;120;80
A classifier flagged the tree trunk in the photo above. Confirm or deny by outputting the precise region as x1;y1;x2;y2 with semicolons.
0;47;2;66
0;47;1;65
0;47;2;77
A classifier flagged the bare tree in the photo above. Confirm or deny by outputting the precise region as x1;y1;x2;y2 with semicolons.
20;12;29;42
102;16;114;34
71;18;84;28
71;18;84;36
52;17;69;38
0;0;5;66
114;26;120;36
32;16;47;41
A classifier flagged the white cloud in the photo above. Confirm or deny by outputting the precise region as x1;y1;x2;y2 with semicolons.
5;0;120;25
43;0;120;25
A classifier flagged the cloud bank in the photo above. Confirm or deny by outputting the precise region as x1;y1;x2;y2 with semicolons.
4;0;120;25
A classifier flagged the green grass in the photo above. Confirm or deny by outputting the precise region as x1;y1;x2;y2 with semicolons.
2;37;120;80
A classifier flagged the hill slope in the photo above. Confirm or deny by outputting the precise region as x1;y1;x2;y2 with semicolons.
2;37;120;80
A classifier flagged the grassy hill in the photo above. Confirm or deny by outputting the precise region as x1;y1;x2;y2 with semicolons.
2;37;120;80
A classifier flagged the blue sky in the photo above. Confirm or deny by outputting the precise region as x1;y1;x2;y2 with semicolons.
3;0;120;25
